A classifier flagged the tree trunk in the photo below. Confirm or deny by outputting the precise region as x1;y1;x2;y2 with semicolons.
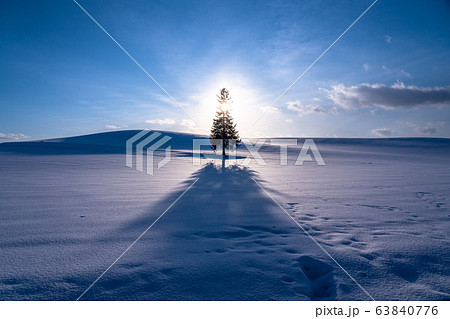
222;138;225;156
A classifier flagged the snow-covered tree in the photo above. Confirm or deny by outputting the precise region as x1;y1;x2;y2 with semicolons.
210;88;240;156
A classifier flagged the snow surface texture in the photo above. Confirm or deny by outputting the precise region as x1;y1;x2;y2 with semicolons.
0;131;449;300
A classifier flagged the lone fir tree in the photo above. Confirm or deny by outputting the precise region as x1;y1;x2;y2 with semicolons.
210;88;240;156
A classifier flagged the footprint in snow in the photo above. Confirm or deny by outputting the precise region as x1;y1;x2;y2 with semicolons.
296;255;336;300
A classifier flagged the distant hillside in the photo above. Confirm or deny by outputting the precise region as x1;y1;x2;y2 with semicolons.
0;129;448;155
0;130;207;155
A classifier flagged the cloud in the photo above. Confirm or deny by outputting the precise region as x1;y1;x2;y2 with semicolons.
259;105;280;113
415;126;437;135
179;119;196;128
385;35;392;44
286;100;326;116
412;122;445;135
400;69;411;78
177;119;208;135
363;63;370;71
145;118;176;125
330;106;339;115
106;125;120;129
327;82;450;110
0;133;29;140
285;119;293;123
372;128;393;137
405;121;444;135
381;65;412;78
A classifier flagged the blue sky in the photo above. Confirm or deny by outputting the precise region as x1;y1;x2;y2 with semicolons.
1;0;449;140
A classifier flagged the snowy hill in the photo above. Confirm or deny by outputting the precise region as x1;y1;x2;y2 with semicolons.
1;129;448;155
0;130;204;154
0;131;449;300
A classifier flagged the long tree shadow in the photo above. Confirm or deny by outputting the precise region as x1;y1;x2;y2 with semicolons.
119;161;281;232
78;162;337;301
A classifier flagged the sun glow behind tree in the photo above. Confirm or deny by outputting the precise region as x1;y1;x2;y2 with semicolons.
185;72;278;137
